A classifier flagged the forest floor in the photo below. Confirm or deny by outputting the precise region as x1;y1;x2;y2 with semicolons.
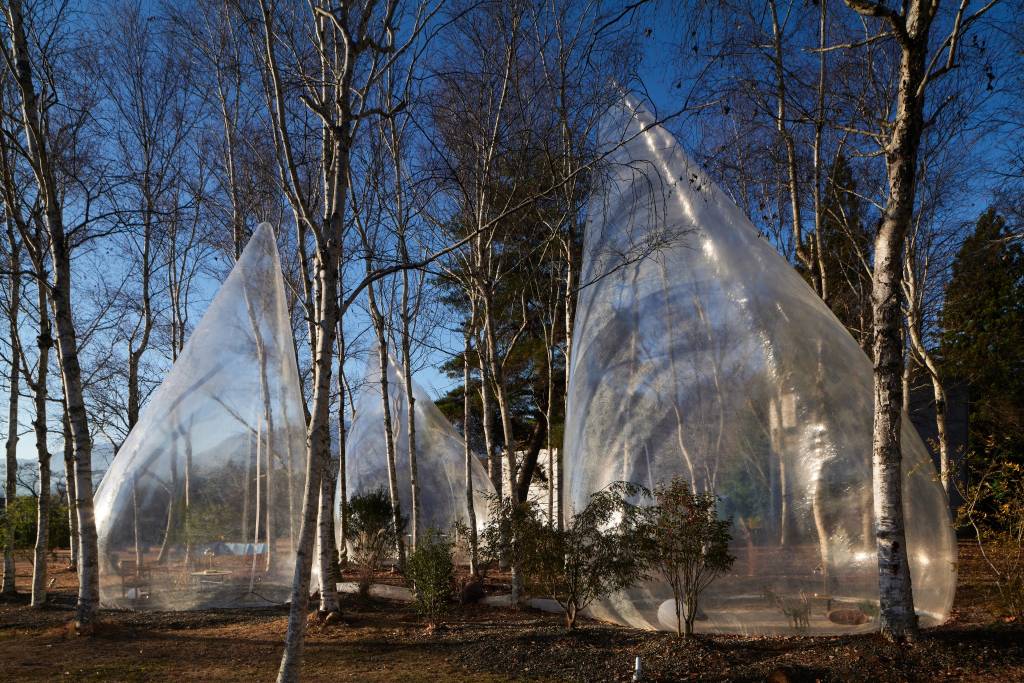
1;542;1022;682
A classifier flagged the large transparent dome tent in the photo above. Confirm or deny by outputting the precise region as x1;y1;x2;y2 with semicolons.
345;348;494;547
94;223;307;610
562;97;956;635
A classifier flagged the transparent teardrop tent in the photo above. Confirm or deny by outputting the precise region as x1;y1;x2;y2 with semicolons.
95;223;307;610
345;348;494;547
563;98;956;635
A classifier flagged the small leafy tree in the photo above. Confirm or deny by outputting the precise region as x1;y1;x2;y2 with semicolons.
404;527;455;627
643;477;734;637
482;483;651;630
346;489;405;597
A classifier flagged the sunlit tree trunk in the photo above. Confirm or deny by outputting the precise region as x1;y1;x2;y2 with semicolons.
316;458;340;614
463;307;479;576
4;0;100;626
366;279;406;567
29;279;52;607
336;325;349;567
841;0;932;642
399;259;420;551
1;221;20;595
63;411;78;570
478;339;500;499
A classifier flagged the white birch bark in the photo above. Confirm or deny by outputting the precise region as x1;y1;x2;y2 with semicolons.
1;221;19;595
4;0;100;626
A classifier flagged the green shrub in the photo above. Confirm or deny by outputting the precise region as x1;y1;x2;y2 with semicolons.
481;482;651;630
345;489;405;597
405;528;455;626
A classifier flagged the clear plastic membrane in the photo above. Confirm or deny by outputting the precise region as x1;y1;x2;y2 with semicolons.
345;349;494;545
95;223;307;610
563;98;956;635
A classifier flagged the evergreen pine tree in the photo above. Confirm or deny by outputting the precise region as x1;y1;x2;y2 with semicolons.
941;208;1024;464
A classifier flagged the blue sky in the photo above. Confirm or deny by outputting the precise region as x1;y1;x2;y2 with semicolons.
2;1;1017;489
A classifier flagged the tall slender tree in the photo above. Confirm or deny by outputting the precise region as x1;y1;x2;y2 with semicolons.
2;0;105;628
838;0;1004;641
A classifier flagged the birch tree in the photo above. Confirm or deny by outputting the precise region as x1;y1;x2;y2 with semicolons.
1;216;19;595
249;0;441;677
838;0;1004;641
20;242;52;607
1;0;102;628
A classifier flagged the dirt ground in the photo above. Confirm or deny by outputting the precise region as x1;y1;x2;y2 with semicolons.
1;542;1022;682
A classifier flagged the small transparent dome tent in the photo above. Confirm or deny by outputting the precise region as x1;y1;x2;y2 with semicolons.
94;223;306;610
345;348;493;546
563;98;956;635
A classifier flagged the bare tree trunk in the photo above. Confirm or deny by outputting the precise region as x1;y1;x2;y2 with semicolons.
541;276;560;527
336;326;348;567
482;289;518;503
478;343;500;499
904;253;952;492
366;281;406;567
31;450;51;607
859;5;930;641
263;394;276;574
30;281;52;607
463;313;479;576
397;282;417;548
902;334;913;417
63;411;78;570
275;229;340;683
126;212;154;432
811;0;829;303
314;327;341;615
559;246;574;533
183;432;193;570
156;451;177;564
399;265;420;550
132;473;142;571
872;213;919;641
392;114;421;548
5;0;99;627
262;0;435;675
931;374;950;491
242;429;252;551
840;0;994;641
316;463;340;614
2;222;20;595
480;289;523;602
768;0;816;288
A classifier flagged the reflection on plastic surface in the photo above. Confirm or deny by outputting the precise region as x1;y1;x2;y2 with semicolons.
95;223;306;610
345;349;494;542
562;98;956;635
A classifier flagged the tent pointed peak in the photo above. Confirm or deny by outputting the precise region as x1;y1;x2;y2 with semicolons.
237;222;280;264
251;221;277;242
